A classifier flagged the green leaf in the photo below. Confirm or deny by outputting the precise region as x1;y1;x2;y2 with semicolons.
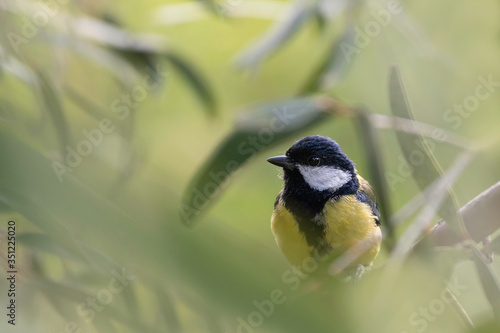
0;50;70;156
37;71;71;156
155;285;181;332
69;37;140;83
67;86;140;194
164;51;217;116
17;233;85;262
37;276;159;332
198;0;222;17
388;68;500;317
72;17;217;115
470;246;500;318
236;1;315;69
0;190;87;261
35;278;91;301
0;45;35;83
0;126;138;266
319;25;357;88
180;96;336;226
66;86;110;121
356;108;394;249
313;9;328;32
301;25;356;94
392;150;474;261
388;66;462;231
78;244;123;274
18;234;126;278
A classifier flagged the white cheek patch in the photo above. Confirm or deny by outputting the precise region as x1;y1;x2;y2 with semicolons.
297;165;351;192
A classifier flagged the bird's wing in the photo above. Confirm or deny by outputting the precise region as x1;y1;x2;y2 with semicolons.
356;175;381;226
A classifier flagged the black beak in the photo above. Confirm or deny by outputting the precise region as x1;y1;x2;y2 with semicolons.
267;155;294;170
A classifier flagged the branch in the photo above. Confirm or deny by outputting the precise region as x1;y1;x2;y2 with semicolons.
428;181;500;246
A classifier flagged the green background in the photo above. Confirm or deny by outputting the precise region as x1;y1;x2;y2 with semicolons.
1;0;500;332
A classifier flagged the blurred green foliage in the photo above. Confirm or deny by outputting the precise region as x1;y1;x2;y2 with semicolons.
1;1;500;333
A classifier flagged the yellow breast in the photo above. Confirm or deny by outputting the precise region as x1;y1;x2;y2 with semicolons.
271;194;381;270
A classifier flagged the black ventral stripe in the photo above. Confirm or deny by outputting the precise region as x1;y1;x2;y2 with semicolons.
283;178;360;251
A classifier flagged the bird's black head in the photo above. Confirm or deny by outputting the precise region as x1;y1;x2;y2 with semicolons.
267;135;358;196
267;136;360;250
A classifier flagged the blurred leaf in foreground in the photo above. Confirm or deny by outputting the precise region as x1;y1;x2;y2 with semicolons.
389;66;500;318
73;17;217;116
163;51;217;116
236;0;315;70
356;108;394;248
37;71;71;157
388;66;463;232
301;25;356;94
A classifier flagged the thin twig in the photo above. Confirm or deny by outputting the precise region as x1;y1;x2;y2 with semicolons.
430;181;500;246
369;114;471;148
329;233;382;275
390;150;474;262
389;191;426;227
390;148;475;227
444;288;474;328
357;108;394;250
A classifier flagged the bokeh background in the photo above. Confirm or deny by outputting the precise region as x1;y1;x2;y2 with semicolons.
1;0;500;332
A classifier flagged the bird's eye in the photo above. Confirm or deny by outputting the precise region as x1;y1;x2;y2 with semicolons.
308;156;321;166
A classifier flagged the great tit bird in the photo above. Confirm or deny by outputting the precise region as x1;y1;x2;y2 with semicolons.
267;135;382;275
